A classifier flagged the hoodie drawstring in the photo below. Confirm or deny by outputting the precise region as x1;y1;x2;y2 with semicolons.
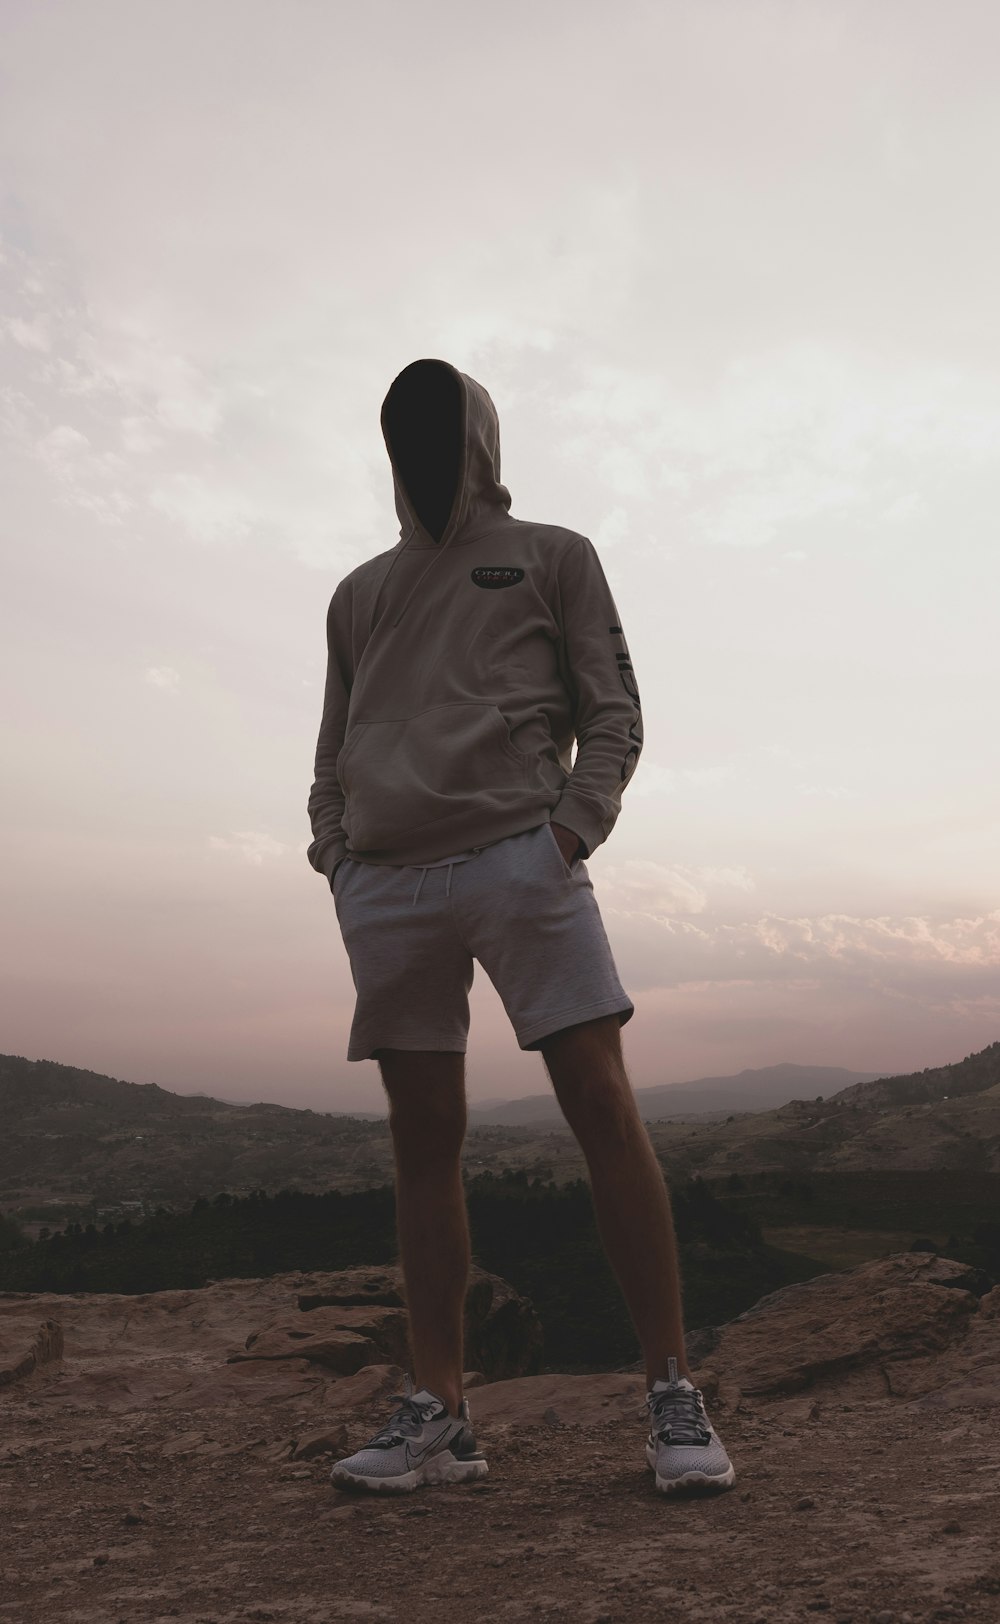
392;541;450;627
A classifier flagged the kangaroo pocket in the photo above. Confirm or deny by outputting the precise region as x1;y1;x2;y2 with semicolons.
337;702;533;853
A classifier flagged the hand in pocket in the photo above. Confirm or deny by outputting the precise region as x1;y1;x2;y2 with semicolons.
550;822;582;868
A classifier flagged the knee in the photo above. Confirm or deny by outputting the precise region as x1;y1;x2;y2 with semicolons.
390;1119;465;1171
377;1051;466;1167
555;1071;641;1151
387;1096;466;1169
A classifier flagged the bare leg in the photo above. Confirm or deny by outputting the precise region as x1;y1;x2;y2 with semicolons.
376;1048;469;1417
540;1014;692;1387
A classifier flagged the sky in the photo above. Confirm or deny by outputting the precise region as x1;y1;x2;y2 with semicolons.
1;0;998;1114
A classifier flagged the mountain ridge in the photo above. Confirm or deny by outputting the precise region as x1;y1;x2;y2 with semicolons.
3;1043;998;1215
467;1062;884;1126
0;1052;883;1129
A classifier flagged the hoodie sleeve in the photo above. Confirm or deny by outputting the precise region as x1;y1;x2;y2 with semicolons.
550;535;643;859
306;582;354;887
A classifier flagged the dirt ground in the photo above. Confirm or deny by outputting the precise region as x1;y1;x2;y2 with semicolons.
2;1374;999;1624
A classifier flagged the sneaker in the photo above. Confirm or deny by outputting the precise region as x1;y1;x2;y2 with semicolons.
330;1374;489;1494
642;1356;736;1494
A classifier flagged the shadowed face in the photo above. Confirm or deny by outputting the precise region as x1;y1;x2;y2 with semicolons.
383;360;462;542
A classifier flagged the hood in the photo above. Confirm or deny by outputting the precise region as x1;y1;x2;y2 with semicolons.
370;359;512;632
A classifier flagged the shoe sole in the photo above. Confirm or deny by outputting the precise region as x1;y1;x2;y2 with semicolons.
331;1452;489;1494
644;1441;736;1494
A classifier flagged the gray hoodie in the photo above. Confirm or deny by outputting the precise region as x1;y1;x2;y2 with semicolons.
306;358;642;883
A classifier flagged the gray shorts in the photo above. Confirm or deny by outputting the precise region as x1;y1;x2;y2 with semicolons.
332;822;634;1062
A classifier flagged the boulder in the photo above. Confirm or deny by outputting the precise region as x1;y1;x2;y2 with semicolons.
291;1423;349;1460
236;1264;542;1381
704;1251;987;1399
466;1255;1000;1427
296;1269;406;1311
0;1317;63;1386
320;1362;407;1414
229;1323;380;1375
463;1268;543;1380
896;1281;1000;1409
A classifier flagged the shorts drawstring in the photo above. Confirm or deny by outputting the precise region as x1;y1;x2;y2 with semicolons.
412;860;457;904
411;855;475;904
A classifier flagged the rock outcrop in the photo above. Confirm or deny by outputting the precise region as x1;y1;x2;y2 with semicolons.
0;1261;541;1412
682;1251;998;1404
2;1253;999;1624
229;1263;542;1380
0;1316;63;1386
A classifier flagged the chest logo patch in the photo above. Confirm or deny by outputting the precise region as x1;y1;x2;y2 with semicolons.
471;566;524;590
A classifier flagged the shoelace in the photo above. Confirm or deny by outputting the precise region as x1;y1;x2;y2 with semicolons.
639;1383;712;1445
366;1392;446;1450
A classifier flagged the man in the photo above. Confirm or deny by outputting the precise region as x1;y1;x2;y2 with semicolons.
306;358;735;1497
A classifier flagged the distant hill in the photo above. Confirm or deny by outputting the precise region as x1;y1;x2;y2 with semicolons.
650;1040;1000;1179
829;1044;1000;1110
0;1053;391;1213
0;1053;526;1217
3;1043;998;1226
0;1057;231;1122
467;1064;883;1126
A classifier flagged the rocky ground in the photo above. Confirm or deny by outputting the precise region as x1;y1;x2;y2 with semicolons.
2;1254;999;1624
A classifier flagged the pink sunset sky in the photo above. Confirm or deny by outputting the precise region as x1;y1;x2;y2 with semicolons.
1;0;998;1114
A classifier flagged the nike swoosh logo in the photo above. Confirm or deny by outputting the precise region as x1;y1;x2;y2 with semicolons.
404;1424;457;1470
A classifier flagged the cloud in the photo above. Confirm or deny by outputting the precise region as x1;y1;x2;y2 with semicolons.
608;902;1000;1008
120;415;165;455
794;910;1000;968
74;319;224;435
557;342;1000;551
1;240;385;568
700;867;758;892
30;421;134;522
604;859;756;917
144;667;181;692
6;314;51;352
797;783;855;799
207;831;287;866
592;504;629;550
149;473;253;546
628;761;737;800
37;422;89;458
